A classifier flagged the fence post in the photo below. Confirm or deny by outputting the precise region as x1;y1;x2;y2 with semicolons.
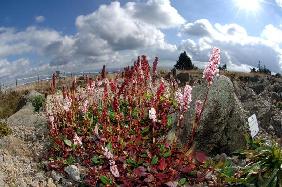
16;79;18;87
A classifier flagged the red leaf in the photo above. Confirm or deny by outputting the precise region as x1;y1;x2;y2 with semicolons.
181;164;196;173
155;173;169;181
158;158;167;171
195;151;207;164
133;166;147;177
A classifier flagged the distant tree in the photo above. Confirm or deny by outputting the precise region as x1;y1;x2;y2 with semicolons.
174;51;193;70
250;68;257;73
275;73;281;78
252;61;271;75
219;64;227;71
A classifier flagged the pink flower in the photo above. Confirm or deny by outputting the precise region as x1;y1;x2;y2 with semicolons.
63;96;72;112
102;147;113;159
149;108;157;122
183;84;192;112
195;100;203;119
82;99;89;113
109;160;120;178
203;47;221;85
73;133;82;146
48;115;56;130
176;84;192;113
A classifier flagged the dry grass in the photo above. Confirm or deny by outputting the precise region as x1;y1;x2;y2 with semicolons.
0;90;27;119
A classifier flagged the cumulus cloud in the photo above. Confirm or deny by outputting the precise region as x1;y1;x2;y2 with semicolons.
276;0;282;7
35;16;45;23
261;24;282;44
125;0;185;29
180;19;282;72
75;1;176;53
1;0;182;81
0;58;30;78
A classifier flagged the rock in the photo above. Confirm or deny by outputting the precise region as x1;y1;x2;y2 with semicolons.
64;165;80;182
182;76;248;155
233;78;282;137
51;170;64;183
47;178;57;187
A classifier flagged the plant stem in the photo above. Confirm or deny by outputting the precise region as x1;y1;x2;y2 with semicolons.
188;85;211;148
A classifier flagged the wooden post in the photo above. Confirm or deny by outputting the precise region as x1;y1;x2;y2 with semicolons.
16;79;18;87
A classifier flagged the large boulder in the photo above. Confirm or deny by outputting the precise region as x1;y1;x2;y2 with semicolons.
181;76;248;155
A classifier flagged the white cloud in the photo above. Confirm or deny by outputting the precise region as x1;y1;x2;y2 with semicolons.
180;19;282;72
75;1;176;52
35;16;45;23
125;0;185;29
276;0;282;8
1;0;181;81
0;58;30;78
261;24;282;44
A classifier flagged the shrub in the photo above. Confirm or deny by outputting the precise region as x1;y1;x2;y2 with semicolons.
31;95;45;112
0;122;12;138
46;49;221;186
237;137;282;186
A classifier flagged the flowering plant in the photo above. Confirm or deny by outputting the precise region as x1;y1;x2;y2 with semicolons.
46;49;220;186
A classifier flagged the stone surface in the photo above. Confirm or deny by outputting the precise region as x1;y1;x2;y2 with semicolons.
0;102;50;186
182;76;248;155
64;165;81;182
233;78;282;137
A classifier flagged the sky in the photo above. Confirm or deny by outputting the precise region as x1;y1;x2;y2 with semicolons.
0;0;282;83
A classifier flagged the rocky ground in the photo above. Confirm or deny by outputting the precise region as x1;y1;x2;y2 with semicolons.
0;72;281;186
0;92;77;187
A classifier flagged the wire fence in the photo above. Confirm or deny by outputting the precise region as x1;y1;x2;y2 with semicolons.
0;71;103;91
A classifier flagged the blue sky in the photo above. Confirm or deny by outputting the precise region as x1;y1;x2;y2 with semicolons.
0;0;282;82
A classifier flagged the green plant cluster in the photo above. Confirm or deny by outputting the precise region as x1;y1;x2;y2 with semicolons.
31;95;45;112
214;135;282;186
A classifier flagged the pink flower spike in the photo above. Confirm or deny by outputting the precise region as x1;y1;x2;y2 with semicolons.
110;164;120;178
203;47;221;85
149;108;157;122
102;146;114;159
73;133;82;146
82;99;89;114
183;84;192;112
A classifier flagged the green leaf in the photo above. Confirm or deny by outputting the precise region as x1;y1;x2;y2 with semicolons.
64;139;72;147
140;153;147;158
262;168;279;187
141;127;150;136
151;155;158;165
91;155;103;165
126;158;138;168
64;156;76;165
159;144;165;153
106;142;112;152
100;175;112;185
167;115;173;127
178;178;187;186
163;150;171;158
